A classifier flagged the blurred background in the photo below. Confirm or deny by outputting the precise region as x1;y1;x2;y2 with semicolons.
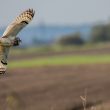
0;0;110;110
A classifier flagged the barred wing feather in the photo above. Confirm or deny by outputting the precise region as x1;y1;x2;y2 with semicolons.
0;8;35;65
2;9;35;37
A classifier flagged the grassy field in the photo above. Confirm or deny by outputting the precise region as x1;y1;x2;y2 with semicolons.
1;45;110;110
9;54;110;68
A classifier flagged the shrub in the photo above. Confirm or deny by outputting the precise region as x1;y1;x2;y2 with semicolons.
57;33;84;46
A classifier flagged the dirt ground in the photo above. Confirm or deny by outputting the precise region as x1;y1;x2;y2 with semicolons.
0;64;110;110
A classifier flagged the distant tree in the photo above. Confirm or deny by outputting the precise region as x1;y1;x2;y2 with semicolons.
57;33;84;45
91;23;110;43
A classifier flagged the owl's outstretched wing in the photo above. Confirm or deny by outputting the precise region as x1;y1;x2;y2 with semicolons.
2;8;35;38
0;9;35;67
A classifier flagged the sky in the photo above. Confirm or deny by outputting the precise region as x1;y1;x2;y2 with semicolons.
0;0;110;26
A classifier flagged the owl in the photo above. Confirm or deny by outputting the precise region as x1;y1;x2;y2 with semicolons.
0;8;35;74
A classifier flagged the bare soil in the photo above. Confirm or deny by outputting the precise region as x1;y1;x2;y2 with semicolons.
0;64;110;110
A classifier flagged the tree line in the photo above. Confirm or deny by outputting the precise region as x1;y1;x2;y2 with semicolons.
57;23;110;46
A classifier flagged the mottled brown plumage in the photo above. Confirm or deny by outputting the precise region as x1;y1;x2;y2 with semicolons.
3;8;35;37
0;8;35;73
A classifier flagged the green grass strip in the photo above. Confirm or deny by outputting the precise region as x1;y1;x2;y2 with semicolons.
9;54;110;68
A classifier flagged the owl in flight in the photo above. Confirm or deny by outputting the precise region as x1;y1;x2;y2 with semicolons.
0;9;35;74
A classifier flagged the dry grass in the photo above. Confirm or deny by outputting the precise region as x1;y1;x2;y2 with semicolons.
80;89;87;110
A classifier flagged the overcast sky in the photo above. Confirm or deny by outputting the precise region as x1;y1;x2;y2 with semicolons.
0;0;110;26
